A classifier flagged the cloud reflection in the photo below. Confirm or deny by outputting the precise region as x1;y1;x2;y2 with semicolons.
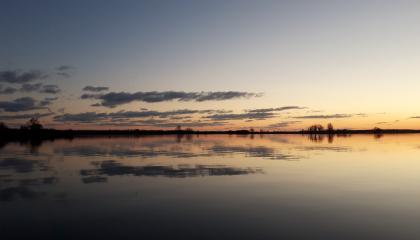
80;160;263;182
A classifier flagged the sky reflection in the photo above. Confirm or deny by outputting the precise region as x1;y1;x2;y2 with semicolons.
2;134;420;239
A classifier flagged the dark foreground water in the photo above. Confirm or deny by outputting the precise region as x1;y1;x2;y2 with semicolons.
2;134;420;239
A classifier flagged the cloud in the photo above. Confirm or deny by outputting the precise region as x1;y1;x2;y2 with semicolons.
55;65;74;78
0;85;18;94
0;97;44;112
20;83;43;92
83;91;262;107
135;120;228;128
56;65;73;71
205;112;275;121
246;106;305;113
83;86;109;92
2;83;61;94
40;84;60;94
81;93;100;99
39;97;58;106
0;112;54;120
0;70;46;84
54;109;231;123
267;121;302;128
293;114;354;119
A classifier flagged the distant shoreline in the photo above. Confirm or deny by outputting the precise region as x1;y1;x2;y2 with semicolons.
1;128;420;141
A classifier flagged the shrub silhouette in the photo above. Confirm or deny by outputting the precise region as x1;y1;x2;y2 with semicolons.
308;124;324;132
21;118;43;131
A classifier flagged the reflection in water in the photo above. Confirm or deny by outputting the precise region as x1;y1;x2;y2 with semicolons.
295;145;352;152
0;186;46;202
80;160;263;181
209;145;298;160
0;158;50;173
3;134;420;239
53;138;302;160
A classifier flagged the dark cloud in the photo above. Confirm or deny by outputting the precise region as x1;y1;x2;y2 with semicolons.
20;83;43;92
267;121;302;128
56;65;73;71
54;109;231;123
40;84;61;94
246;106;305;113
84;91;262;107
0;112;54;120
39;97;58;106
294;114;354;119
198;106;303;123
135;120;228;128
2;83;61;95
54;112;107;123
0;70;46;84
0;85;18;94
205;112;275;121
81;93;101;99
83;86;109;92
0;97;43;112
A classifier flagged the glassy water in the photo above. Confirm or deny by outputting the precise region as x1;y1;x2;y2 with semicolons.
2;134;420;239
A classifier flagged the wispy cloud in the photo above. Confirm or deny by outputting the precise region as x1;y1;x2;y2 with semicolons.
293;114;354;119
246;106;305;113
0;85;18;94
40;85;61;94
39;97;58;107
0;112;54;120
20;83;43;92
0;97;44;112
82;91;263;107
55;65;74;78
267;121;301;128
204;112;275;121
54;109;231;123
83;86;109;92
0;70;47;84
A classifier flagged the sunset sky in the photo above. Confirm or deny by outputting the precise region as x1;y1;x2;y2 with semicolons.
2;0;420;130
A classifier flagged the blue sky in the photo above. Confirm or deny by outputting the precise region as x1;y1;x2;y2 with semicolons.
2;0;420;129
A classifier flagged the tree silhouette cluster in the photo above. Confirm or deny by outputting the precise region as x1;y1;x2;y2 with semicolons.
20;118;43;131
307;124;325;132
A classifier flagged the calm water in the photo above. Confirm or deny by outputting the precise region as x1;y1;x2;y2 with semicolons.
2;134;420;239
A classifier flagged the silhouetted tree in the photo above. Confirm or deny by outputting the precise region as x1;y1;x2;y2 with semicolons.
21;118;43;131
373;127;383;139
308;124;324;132
373;127;382;133
327;123;334;132
176;125;182;131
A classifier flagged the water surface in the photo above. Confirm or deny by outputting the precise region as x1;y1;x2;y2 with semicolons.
1;134;420;239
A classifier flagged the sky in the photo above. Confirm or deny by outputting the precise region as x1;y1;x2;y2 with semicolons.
1;0;420;130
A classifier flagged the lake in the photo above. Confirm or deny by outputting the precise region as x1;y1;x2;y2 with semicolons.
1;134;420;239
